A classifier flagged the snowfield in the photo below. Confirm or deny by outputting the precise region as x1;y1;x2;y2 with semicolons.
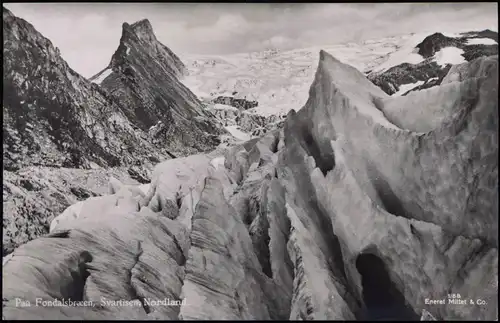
179;32;464;117
90;68;113;84
434;47;466;67
181;31;496;119
181;34;429;117
466;38;498;45
392;80;425;96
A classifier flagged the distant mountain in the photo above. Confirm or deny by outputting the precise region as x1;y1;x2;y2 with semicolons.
368;30;498;96
2;7;224;255
180;40;400;117
181;31;498;116
90;19;224;156
3;7;159;170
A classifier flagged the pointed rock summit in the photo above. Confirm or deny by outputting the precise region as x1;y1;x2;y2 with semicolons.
91;18;223;156
128;18;154;35
2;7;162;170
114;18;186;77
2;8;224;254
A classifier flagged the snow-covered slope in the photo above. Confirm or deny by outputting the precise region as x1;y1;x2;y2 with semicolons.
181;34;419;116
89;68;113;84
434;47;466;66
181;30;498;116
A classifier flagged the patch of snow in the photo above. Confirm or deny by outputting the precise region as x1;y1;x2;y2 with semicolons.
225;125;251;142
91;68;113;85
392;80;425;96
126;46;131;55
428;77;439;82
434;47;466;67
466;38;498;45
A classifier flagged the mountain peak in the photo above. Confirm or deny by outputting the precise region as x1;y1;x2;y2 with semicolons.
107;17;187;79
130;18;153;31
91;17;219;153
319;49;328;61
121;18;156;43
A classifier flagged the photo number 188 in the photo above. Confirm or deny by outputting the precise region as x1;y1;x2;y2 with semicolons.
447;293;462;299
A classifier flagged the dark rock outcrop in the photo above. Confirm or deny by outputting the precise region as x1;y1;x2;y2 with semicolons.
416;33;466;58
461;43;499;62
416;31;498;61
369;61;450;95
127;166;151;184
213;96;258;110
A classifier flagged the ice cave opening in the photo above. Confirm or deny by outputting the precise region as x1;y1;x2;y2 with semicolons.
356;252;419;321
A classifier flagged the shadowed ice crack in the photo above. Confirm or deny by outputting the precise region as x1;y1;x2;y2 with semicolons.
356;253;419;321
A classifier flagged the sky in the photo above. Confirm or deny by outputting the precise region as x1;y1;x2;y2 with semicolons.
4;2;498;78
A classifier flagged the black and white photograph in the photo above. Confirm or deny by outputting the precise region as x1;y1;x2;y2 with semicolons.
2;2;498;320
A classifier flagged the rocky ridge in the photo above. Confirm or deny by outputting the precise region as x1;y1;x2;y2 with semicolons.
5;8;156;170
2;8;224;255
3;44;497;321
